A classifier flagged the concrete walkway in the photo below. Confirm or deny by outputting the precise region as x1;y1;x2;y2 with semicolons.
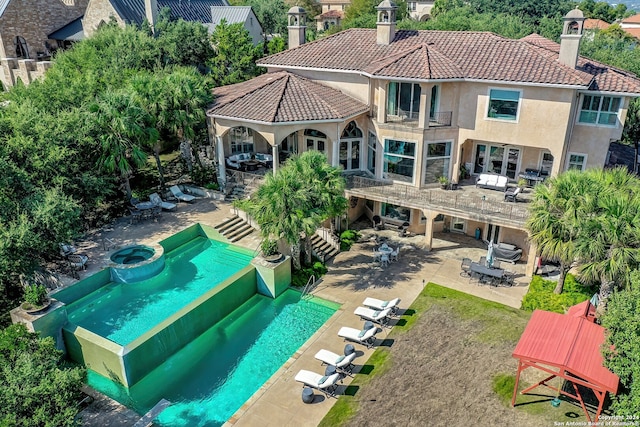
70;198;529;426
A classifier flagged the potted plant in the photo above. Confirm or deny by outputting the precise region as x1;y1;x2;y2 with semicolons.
517;178;528;191
459;164;470;181
261;238;282;262
21;283;50;314
438;176;449;189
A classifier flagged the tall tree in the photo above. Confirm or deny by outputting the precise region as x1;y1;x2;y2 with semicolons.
90;90;158;200
600;272;640;416
573;168;640;315
526;170;590;294
0;324;86;426
208;20;264;87
155;10;215;71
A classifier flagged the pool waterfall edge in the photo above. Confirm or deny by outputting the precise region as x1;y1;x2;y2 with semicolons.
63;264;258;387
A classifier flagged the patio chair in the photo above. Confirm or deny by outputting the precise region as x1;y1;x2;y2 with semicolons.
151;205;162;221
169;185;196;203
338;325;378;348
504;187;521;202
68;254;88;271
354;306;393;327
149;193;177;211
294;369;341;397
460;258;472;278
58;243;77;258
390;246;399;261
380;253;390;267
372;248;382;263
314;349;357;375
363;297;401;315
372;215;383;230
128;207;142;224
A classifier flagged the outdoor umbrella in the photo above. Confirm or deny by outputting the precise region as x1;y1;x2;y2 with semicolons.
486;241;494;267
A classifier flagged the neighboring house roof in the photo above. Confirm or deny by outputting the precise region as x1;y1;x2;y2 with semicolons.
623;27;640;39
584;18;610;30
522;33;640;93
622;13;640;24
315;10;345;20
259;29;605;89
111;0;228;25
207;70;369;123
0;0;10;18
48;16;85;41
209;6;254;26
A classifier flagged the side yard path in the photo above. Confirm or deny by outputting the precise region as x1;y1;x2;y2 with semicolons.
322;284;601;427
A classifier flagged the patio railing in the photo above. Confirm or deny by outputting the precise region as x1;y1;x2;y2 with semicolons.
345;176;529;227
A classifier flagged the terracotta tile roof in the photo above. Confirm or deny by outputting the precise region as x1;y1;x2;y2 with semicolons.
622;13;640;24
584;19;610;30
259;28;640;93
364;44;464;79
315;10;344;19
207;71;369;123
623;27;640;39
521;34;640;93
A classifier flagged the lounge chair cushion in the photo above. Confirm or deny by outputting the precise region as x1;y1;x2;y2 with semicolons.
318;375;329;384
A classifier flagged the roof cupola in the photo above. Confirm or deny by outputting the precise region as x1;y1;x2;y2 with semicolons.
376;0;398;45
559;8;585;68
287;6;307;49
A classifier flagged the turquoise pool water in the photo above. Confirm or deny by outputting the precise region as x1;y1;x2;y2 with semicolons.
88;289;338;426
66;237;253;345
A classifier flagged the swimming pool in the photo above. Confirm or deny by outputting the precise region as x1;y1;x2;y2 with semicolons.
88;289;338;426
66;237;254;345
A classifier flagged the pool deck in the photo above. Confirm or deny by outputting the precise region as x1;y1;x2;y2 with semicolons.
72;198;529;427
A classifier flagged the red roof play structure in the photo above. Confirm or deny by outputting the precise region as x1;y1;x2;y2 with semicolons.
511;304;619;423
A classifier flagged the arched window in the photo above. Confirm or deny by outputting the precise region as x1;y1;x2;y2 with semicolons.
340;122;362;170
15;36;29;59
341;121;363;138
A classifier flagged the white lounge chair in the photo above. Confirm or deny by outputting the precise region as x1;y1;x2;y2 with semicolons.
314;349;357;375
294;369;341;397
149;193;177;211
354;306;393;327
169;185;196;203
338;326;378;348
363;297;401;315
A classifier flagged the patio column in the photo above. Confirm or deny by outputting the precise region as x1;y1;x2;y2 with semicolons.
377;80;387;123
332;138;340;168
272;144;279;175
216;135;226;189
525;242;537;277
422;209;439;251
418;83;433;129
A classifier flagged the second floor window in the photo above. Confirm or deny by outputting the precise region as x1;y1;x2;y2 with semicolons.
487;89;520;121
230;127;254;154
408;2;417;11
387;82;421;120
578;95;620;126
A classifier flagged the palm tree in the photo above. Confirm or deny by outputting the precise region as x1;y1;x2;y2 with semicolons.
526;170;593;294
240;151;347;269
90;90;158;200
129;67;212;188
573;168;640;315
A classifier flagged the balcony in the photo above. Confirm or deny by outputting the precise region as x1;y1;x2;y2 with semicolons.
345;175;529;229
384;110;453;128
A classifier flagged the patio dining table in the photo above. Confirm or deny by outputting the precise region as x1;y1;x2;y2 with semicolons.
470;262;504;279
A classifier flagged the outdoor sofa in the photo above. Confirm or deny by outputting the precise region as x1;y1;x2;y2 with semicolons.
475;173;509;191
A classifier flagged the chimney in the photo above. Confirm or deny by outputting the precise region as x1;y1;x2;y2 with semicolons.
287;6;307;49
559;8;585;68
376;0;398;45
145;0;158;33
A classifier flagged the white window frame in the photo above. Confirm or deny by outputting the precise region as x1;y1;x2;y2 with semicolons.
566;152;587;171
383;138;417;184
423;140;452;185
367;131;377;175
538;150;554;174
230;126;254;154
451;217;466;233
387;82;421;120
577;94;621;127
486;87;522;122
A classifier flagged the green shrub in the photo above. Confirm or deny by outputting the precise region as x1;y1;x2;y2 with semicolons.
521;274;596;313
339;229;361;251
261;239;278;256
23;284;48;307
205;182;219;191
292;261;327;287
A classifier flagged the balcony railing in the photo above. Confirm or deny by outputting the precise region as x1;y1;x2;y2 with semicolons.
429;111;452;127
345;176;529;226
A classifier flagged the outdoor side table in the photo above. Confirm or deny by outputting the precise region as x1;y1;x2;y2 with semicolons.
302;387;314;403
325;365;337;377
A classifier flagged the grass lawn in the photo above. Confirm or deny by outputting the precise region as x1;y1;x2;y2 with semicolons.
320;283;612;426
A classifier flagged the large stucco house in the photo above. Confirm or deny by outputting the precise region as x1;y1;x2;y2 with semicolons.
207;5;640;275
